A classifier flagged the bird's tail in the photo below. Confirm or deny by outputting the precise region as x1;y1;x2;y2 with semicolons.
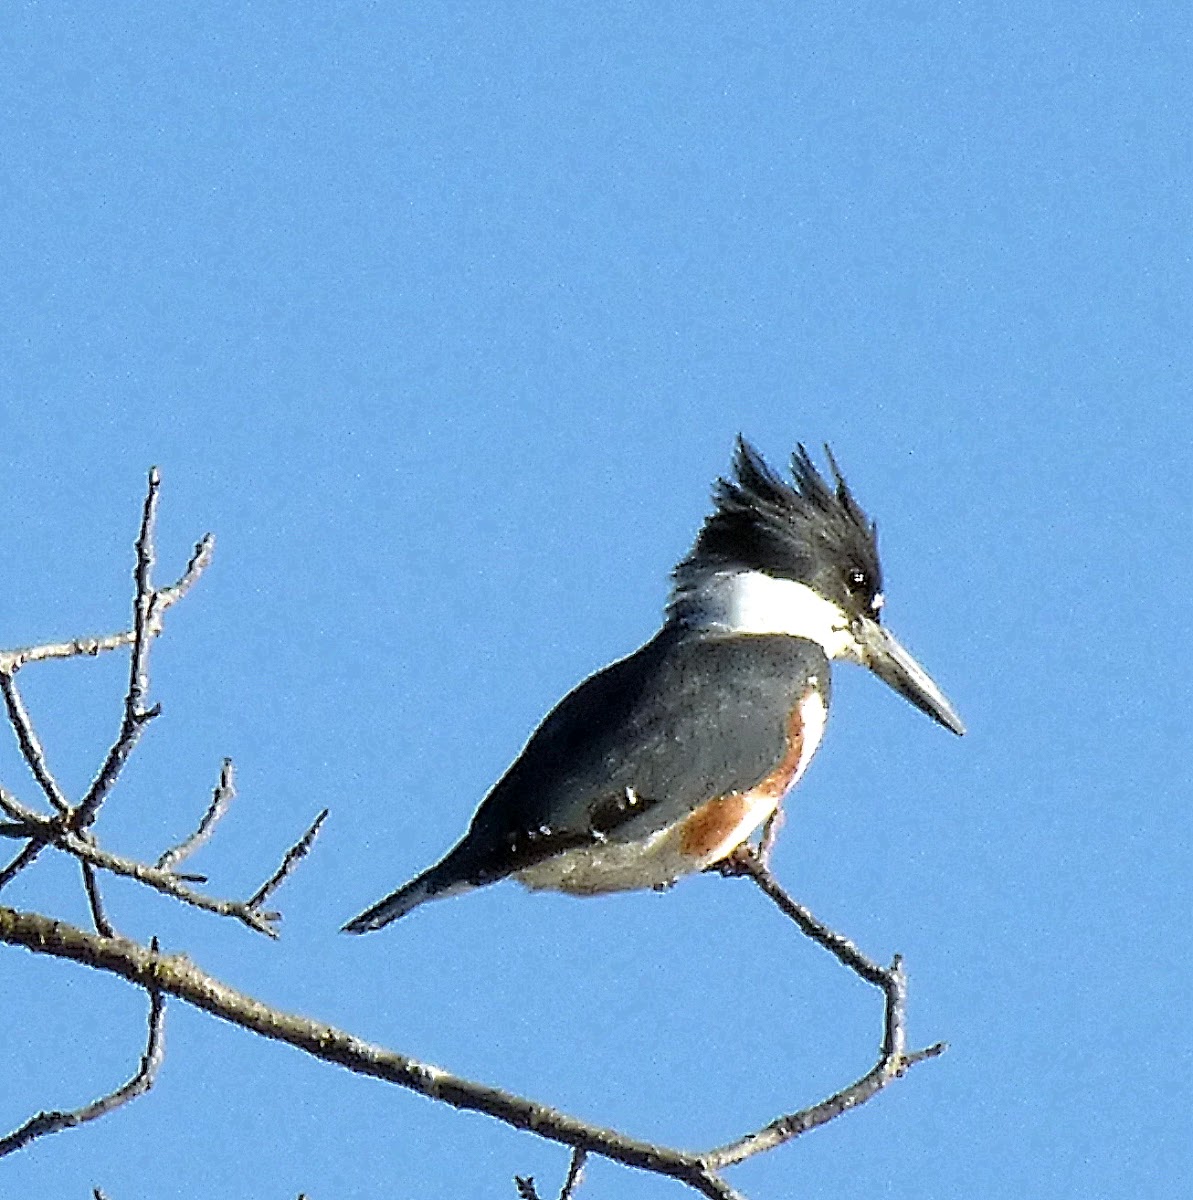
341;859;475;934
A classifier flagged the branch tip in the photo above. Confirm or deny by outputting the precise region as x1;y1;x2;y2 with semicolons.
157;759;236;871
247;809;329;911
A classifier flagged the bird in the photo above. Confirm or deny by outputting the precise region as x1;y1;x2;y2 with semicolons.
343;438;964;933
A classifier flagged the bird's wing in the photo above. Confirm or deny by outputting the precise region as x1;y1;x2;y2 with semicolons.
455;626;830;880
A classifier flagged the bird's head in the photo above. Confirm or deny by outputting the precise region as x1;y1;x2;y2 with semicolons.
669;437;965;735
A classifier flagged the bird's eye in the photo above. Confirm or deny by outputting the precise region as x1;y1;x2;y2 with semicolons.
846;567;868;594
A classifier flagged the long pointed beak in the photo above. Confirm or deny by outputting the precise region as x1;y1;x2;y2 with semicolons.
854;618;966;736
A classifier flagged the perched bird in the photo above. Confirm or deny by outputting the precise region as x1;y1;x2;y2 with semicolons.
343;439;963;933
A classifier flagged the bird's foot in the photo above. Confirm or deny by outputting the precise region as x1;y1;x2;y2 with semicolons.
707;844;759;878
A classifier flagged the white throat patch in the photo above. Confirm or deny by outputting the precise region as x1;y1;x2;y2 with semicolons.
687;571;862;661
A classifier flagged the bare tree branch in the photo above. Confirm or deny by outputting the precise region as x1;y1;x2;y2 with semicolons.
756;808;783;867
714;846;888;985
81;861;116;938
72;469;164;832
0;473;275;935
0;840;43;892
0;793;278;937
559;1148;588;1199
153;534;215;612
516;1147;589;1200
0;885;942;1199
0;907;748;1200
705;847;946;1168
0;533;215;678
157;759;236;872
247;808;329;910
1;829;941;1197
0;965;165;1158
0;674;71;816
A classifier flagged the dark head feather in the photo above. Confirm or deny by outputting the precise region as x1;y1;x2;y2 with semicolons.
669;437;884;621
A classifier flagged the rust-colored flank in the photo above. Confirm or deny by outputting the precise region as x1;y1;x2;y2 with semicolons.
753;704;806;799
678;703;808;859
678;792;754;858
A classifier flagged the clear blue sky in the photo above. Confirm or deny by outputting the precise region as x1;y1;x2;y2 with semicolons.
1;5;1188;1199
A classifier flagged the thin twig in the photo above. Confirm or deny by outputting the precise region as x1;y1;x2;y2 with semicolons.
0;482;214;903
703;962;944;1168
69;829;277;937
0;794;278;936
0;840;43;892
81;861;116;938
157;760;236;871
1;783;320;937
0;534;215;678
514;1178;540;1200
0;789;45;873
702;847;946;1168
756;808;783;867
559;1148;588;1200
0;964;165;1158
72;469;163;832
0;908;746;1200
247;808;329;910
153;535;215;611
126;470;159;722
0;629;147;673
0;674;71;815
0;785;35;826
715;846;887;985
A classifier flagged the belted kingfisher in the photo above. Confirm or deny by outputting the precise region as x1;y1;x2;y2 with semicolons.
343;439;963;933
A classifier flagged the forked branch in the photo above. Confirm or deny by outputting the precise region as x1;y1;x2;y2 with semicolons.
0;853;942;1200
0;787;321;938
0;962;165;1158
0;470;320;937
0;533;214;678
707;846;946;1167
